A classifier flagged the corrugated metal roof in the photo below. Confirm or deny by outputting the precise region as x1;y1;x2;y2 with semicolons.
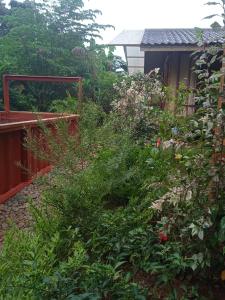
141;28;225;46
109;30;144;46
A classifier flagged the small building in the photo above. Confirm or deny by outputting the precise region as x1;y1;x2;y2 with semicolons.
110;28;225;113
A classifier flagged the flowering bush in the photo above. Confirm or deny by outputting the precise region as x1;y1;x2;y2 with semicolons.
112;69;165;137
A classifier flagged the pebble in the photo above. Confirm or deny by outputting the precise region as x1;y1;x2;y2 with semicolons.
0;182;43;247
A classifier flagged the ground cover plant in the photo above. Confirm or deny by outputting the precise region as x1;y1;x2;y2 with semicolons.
0;61;225;299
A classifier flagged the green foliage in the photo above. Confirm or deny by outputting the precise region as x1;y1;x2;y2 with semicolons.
0;225;147;299
0;228;87;299
94;71;120;112
1;56;225;298
50;93;78;113
2;1;225;299
204;0;225;28
112;70;165;140
0;0;124;112
175;82;191;115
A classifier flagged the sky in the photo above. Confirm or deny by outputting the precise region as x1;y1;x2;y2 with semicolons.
86;0;222;56
4;0;223;57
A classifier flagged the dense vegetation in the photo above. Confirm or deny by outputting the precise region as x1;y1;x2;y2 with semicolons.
0;0;125;112
0;0;225;299
0;64;225;299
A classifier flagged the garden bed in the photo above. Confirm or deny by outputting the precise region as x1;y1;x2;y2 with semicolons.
0;111;78;204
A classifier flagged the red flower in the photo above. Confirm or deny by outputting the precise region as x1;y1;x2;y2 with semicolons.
159;231;168;242
156;138;161;148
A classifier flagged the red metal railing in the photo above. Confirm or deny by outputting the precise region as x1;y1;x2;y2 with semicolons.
0;75;80;204
2;74;82;113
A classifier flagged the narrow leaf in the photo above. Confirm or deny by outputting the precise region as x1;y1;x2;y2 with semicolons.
205;1;221;5
203;14;220;19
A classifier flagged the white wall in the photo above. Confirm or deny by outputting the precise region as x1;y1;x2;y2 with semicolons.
125;46;144;75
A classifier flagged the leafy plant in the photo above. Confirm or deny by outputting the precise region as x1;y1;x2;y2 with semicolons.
0;0;123;112
204;0;225;28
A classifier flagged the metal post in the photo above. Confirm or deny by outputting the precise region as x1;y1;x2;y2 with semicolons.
78;79;83;113
3;75;10;113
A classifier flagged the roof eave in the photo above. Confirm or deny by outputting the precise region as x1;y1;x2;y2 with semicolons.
107;43;141;47
140;41;224;52
140;44;213;51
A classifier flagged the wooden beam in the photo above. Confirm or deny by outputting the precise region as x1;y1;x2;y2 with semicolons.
128;66;144;68
124;46;128;63
127;56;145;58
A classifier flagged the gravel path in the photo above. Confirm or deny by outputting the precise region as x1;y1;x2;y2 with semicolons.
0;183;42;246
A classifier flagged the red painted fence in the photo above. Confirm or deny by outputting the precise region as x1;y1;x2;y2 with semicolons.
0;75;80;204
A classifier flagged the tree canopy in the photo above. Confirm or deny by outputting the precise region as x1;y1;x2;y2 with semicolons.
0;0;124;111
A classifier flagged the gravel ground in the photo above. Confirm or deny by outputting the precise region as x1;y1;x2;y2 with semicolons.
0;182;42;246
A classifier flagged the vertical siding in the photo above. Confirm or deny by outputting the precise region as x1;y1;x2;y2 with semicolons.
179;52;191;86
144;51;169;74
144;50;196;114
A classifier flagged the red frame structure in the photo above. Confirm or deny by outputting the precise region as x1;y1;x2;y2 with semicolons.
0;74;80;204
3;74;82;113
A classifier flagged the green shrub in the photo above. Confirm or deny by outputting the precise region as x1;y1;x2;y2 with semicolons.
1;67;225;298
0;228;87;299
